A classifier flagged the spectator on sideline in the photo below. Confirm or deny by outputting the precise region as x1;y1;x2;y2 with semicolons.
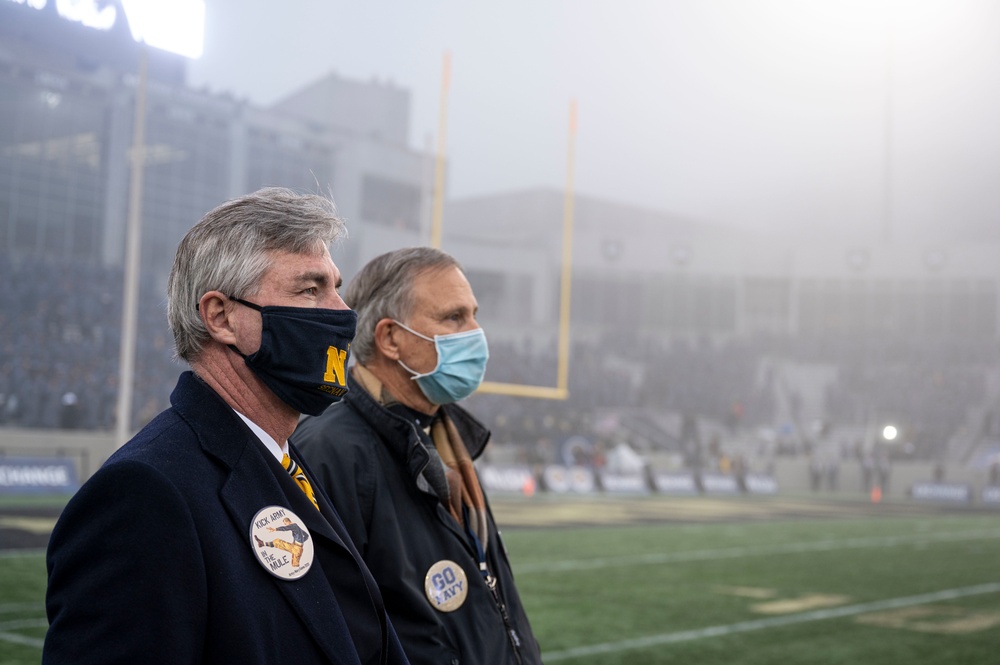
44;188;408;665
293;247;542;665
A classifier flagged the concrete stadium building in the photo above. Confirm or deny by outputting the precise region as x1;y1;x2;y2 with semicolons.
0;0;433;284
441;187;999;348
3;0;1000;490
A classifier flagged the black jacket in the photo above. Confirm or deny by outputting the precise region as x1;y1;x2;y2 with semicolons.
293;372;542;665
45;371;409;665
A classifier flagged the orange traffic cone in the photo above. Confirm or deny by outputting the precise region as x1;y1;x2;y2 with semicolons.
522;476;536;497
870;485;882;503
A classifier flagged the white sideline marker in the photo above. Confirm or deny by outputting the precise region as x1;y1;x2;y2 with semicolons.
544;582;1000;661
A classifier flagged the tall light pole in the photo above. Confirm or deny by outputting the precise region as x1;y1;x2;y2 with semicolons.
115;46;148;448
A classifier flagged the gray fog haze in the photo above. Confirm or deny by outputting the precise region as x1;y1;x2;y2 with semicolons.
188;0;1000;243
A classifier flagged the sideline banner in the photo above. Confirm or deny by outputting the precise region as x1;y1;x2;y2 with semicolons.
0;456;79;495
479;465;536;495
980;485;1000;505
598;472;649;495
651;472;699;495
542;465;596;494
700;473;741;495
910;481;972;503
744;474;778;495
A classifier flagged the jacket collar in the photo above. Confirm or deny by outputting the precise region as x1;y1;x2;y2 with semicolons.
170;372;343;542
345;366;491;459
169;371;388;663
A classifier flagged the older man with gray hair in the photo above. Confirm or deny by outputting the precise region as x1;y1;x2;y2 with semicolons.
294;246;542;665
45;188;408;665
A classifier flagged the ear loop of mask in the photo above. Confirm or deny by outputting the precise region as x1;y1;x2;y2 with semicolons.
393;320;440;379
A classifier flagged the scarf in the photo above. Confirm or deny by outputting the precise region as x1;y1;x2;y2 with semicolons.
353;365;489;551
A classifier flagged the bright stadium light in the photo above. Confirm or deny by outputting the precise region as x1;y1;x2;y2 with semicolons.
121;0;205;59
5;0;205;59
882;425;898;441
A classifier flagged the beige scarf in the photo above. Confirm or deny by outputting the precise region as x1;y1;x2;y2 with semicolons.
353;365;489;551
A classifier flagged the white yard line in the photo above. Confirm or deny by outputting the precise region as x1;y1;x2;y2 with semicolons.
543;582;1000;661
0;631;45;649
517;528;1000;573
0;602;43;614
0;620;46;650
0;548;45;559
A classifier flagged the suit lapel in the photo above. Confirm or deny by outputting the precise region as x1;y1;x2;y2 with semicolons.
219;433;365;664
173;373;386;664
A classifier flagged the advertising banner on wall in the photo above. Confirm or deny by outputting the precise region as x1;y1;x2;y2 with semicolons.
700;473;741;495
910;481;972;503
598;472;649;494
651;472;699;495
979;485;1000;505
0;456;79;495
744;474;778;495
479;465;536;495
542;465;596;494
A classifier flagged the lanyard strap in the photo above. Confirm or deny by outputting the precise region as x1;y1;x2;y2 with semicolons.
461;505;524;664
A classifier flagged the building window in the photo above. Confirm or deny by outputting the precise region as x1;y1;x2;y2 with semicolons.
360;174;421;231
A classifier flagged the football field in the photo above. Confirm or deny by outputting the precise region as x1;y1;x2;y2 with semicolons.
496;496;1000;664
1;495;998;664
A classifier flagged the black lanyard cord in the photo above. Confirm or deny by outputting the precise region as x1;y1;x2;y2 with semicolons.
462;505;524;665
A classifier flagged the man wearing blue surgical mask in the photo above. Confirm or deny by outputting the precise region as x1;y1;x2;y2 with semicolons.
294;247;542;665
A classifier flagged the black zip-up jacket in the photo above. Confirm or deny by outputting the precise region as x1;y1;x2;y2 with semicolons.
293;372;542;665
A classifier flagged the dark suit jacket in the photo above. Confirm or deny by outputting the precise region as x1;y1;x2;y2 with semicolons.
44;371;409;665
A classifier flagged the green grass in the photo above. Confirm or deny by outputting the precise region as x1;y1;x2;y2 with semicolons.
504;514;1000;664
0;552;47;665
2;506;998;664
0;495;70;510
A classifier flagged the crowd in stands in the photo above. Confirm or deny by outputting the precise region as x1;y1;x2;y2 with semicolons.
3;256;997;468
825;360;985;459
0;257;181;431
472;331;997;465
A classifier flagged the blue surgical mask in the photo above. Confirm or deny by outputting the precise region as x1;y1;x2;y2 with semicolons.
393;320;489;405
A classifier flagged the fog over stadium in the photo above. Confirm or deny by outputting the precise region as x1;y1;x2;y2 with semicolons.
3;5;1000;660
189;0;1000;243
2;0;1000;495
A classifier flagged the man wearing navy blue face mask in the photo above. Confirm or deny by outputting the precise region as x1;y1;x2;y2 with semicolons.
44;188;409;665
294;247;542;665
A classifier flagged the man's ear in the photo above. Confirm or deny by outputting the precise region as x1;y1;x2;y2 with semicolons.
198;291;238;345
373;318;401;361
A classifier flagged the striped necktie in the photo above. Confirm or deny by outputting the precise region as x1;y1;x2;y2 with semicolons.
282;453;319;511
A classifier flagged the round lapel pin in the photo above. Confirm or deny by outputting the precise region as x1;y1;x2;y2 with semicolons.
424;560;468;612
250;505;314;580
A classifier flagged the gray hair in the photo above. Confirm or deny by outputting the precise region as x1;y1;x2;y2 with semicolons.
167;187;346;361
345;247;461;364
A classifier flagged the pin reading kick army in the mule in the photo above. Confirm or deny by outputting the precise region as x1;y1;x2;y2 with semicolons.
250;506;314;580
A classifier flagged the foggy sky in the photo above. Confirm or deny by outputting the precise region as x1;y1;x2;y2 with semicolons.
187;0;1000;244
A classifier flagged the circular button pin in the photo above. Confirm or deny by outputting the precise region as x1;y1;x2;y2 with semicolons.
249;505;314;580
424;560;468;612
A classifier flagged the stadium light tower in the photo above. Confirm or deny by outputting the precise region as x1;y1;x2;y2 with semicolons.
120;0;205;59
882;425;898;442
114;45;149;449
115;6;205;447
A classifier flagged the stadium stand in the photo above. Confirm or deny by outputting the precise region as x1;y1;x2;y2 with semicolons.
2;257;998;478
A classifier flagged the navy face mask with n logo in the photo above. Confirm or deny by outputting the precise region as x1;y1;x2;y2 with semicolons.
227;296;357;416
